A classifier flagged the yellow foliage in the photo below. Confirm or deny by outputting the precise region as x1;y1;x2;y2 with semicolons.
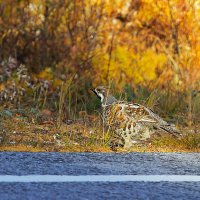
38;68;53;80
52;79;63;88
1;0;200;92
92;46;167;88
0;84;5;91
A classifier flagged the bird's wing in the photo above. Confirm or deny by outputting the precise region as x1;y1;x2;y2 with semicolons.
114;102;181;136
120;102;166;124
142;106;169;125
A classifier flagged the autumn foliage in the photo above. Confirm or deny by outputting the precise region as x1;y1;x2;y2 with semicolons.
0;0;199;126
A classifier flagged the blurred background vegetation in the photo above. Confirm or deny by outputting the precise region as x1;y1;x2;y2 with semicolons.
0;0;199;128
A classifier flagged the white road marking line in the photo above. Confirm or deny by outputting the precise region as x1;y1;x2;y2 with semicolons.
0;175;200;182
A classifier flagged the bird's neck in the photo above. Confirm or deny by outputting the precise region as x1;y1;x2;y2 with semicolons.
102;94;117;106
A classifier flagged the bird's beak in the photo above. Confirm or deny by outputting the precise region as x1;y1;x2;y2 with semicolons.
90;88;95;93
90;88;98;96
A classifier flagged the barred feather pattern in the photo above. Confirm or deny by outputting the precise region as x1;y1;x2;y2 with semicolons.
92;86;181;149
101;101;181;148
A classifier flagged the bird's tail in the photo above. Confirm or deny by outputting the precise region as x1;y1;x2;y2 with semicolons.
159;124;182;137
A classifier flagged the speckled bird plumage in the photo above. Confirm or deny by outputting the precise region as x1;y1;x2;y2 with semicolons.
92;86;181;149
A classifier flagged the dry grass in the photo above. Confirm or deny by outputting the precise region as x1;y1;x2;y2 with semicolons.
0;108;111;152
0;107;199;153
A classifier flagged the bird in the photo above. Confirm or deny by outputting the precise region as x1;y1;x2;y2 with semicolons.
91;86;182;149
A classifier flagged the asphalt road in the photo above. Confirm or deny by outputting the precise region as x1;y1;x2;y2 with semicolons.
0;152;200;200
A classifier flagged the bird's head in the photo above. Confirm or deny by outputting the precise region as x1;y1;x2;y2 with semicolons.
91;86;117;106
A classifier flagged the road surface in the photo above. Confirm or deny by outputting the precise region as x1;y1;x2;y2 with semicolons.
0;152;200;199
